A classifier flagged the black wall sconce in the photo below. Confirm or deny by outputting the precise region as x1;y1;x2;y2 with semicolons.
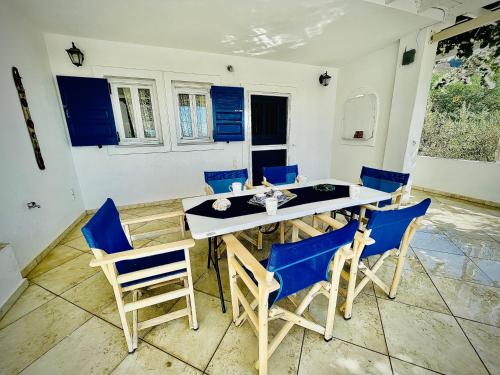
402;48;416;66
319;71;332;86
66;42;84;67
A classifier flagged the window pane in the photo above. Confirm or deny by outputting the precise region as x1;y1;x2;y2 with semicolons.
195;94;208;137
138;88;156;138
118;87;136;138
178;94;193;137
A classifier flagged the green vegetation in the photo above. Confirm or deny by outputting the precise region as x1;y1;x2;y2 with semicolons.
418;23;500;162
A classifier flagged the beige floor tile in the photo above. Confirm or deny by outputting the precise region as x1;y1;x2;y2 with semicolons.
378;299;487;374
194;259;231;302
32;253;99;294
374;265;450;314
432;276;500;326
20;317;127;375
111;341;202;374
144;291;232;370
207;321;303;375
457;318;500;375
130;219;176;236
472;258;500;287
0;297;90;375
61;271;116;315
298;334;392;375
64;236;91;252
390;358;440;374
308;292;388;354
411;232;463;255
449;236;500;261
368;248;426;274
0;284;55;329
28;245;83;278
415;248;493;285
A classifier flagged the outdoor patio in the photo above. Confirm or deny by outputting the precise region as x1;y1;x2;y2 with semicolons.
1;190;498;375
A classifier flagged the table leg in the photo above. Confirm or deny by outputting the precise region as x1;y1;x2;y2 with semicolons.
209;236;226;313
207;238;212;269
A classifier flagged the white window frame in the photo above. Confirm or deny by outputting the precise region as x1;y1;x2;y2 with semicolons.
172;81;213;145
109;77;163;146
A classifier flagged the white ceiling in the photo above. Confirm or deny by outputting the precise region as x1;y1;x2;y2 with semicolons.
10;0;468;66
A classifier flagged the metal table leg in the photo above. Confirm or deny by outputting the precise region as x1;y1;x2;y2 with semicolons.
208;236;226;313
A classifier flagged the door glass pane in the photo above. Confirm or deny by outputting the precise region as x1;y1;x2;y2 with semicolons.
251;95;287;146
117;87;136;138
138;88;156;138
195;94;208;137
178;94;193;137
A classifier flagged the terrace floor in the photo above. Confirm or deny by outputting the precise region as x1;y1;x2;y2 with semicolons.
1;191;499;375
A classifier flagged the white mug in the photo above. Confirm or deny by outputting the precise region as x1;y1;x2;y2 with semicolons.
229;182;243;195
297;175;308;184
265;197;278;216
350;185;361;199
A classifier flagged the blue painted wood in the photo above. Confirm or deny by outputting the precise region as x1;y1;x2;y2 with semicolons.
211;86;244;142
57;76;118;146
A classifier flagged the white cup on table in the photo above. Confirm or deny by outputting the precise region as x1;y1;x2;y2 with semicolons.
350;185;361;199
265;197;278;216
229;182;243;195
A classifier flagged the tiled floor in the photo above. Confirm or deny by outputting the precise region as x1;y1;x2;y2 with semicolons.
1;193;499;375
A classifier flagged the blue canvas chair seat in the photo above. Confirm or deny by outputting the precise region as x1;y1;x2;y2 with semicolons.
82;198;198;353
262;164;298;186
223;219;358;375
204;168;249;194
315;198;431;320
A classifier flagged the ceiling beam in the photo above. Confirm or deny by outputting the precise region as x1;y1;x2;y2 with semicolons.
431;8;500;43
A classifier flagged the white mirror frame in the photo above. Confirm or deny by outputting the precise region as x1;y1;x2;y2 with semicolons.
340;88;379;147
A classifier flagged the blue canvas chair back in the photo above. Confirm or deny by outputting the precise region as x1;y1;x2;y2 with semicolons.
265;220;358;306
360;166;410;207
361;198;431;258
82;198;132;254
262;164;298;185
204;168;248;194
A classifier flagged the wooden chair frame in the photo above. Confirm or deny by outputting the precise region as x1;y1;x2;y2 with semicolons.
88;211;198;353
223;219;359;375
314;205;423;320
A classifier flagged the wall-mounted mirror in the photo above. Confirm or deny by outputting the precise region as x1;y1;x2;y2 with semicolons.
341;92;377;144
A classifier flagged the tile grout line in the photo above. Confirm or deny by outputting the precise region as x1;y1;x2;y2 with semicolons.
370;281;394;374
411;247;492;375
295;327;306;375
27;251;89;280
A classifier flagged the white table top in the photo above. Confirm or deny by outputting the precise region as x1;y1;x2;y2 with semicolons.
182;178;391;240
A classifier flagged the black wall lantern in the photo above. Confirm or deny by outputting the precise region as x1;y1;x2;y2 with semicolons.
319;71;332;86
66;42;84;67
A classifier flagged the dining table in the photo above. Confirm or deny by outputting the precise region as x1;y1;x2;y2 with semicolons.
182;178;392;312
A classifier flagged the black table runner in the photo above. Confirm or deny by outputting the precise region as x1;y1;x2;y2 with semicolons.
185;185;350;219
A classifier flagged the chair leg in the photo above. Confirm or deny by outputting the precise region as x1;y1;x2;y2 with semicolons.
257;230;263;250
227;253;240;323
132;290;139;350
344;256;359;320
257;287;269;375
389;248;409;299
279;222;285;244
325;252;345;341
114;289;134;353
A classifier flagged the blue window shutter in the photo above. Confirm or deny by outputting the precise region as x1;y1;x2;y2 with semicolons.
211;86;244;142
56;76;118;146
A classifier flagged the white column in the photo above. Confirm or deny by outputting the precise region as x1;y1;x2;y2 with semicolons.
382;28;438;174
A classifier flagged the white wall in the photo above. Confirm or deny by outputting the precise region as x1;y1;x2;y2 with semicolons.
414;157;500;204
0;4;84;269
44;33;339;209
330;43;399;182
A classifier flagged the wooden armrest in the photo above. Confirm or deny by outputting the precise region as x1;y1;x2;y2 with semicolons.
89;238;195;267
262;178;273;188
316;214;344;229
121;210;184;225
316;214;375;246
245;181;254;190
362;204;397;212
223;234;279;291
290;219;322;237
